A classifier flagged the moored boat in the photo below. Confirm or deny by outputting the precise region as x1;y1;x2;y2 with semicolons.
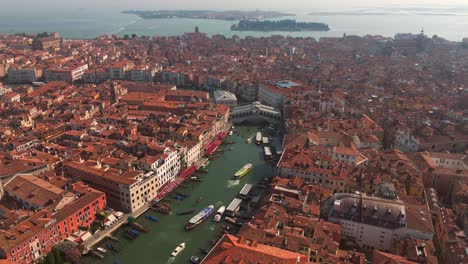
200;160;210;169
191;256;200;263
177;209;196;216
256;132;262;144
186;205;215;231
145;215;159;222
234;163;253;179
96;247;107;254
170;242;186;257
213;205;226;222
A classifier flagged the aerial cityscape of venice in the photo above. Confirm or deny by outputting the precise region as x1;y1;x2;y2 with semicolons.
0;1;467;264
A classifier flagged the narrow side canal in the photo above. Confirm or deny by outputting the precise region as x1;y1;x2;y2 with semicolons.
80;125;279;264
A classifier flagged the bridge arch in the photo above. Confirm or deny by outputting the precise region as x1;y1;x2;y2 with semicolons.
230;101;282;125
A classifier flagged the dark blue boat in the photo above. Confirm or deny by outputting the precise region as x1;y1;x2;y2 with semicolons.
129;229;142;236
174;195;185;200
145;215;160;222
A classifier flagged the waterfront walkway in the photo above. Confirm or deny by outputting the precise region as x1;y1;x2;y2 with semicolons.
82;204;150;251
82;161;205;250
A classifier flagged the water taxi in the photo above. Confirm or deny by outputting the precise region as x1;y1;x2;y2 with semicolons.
186;205;215;231
255;132;262;145
234;163;253;179
171;243;186;257
213;205;226;222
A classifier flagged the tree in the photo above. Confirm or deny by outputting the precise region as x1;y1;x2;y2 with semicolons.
131;33;137;39
123;34;130;40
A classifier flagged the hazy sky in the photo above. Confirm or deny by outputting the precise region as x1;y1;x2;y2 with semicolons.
2;0;468;12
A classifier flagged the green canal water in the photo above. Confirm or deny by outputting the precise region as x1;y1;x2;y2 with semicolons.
80;125;278;264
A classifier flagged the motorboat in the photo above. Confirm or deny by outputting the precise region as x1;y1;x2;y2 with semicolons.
213;205;226;222
171;242;186;257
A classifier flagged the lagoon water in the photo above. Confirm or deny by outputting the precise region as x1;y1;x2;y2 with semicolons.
0;8;467;40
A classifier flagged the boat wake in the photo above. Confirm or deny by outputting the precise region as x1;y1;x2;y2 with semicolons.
166;257;176;263
215;201;223;207
209;225;216;230
113;18;142;35
226;180;240;188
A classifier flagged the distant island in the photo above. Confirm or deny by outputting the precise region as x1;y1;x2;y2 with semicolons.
231;19;330;32
122;10;294;21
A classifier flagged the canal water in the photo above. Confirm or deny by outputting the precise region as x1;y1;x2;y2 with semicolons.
80;125;278;264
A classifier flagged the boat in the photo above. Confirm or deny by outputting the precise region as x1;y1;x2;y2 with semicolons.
199;248;209;254
96;247;107;254
213;206;226;222
228;131;233;136
174;194;185;200
123;231;136;240
91;250;105;259
129;222;150;232
200;160;210;169
170;242;186;257
128;229;142;236
191;256;200;263
225;216;245;227
145;215;159;222
185;205;215;231
106;243;120;253
256;132;262;144
152;203;172;215
177;209;196;216
234;163;253;179
246;138;252;144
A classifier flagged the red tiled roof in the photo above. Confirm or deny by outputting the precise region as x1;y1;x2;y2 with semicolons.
203;234;308;264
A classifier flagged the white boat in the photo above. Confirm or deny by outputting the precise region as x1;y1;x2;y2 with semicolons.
170;243;186;257
256;132;262;144
246;138;252;144
186;205;215;230
96;247;107;254
213;206;226;222
228;131;233;136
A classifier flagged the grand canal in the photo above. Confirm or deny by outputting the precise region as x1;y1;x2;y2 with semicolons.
80;125;278;264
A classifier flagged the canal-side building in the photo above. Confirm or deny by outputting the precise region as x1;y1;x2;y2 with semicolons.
64;147;180;213
258;80;317;110
321;192;434;252
277;147;356;193
179;140;203;168
0;180;106;264
136;147;181;190
64;160;153;213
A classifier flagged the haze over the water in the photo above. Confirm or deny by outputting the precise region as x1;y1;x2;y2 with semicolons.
2;0;468;12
